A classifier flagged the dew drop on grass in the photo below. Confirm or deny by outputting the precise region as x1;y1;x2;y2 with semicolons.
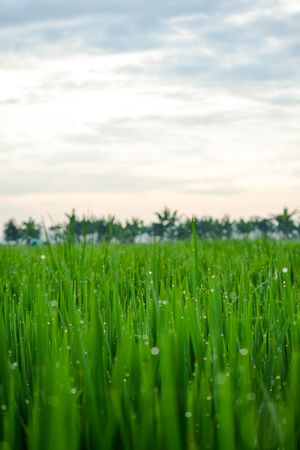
185;411;192;418
151;347;160;356
47;396;59;407
282;267;288;273
159;300;168;305
70;388;77;395
10;362;18;370
215;373;227;385
246;393;256;401
239;348;249;356
40;254;46;260
1;404;7;412
51;300;58;308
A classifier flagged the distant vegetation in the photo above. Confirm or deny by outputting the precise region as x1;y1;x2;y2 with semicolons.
2;207;300;244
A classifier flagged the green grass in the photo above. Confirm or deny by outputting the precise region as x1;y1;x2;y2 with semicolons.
0;238;300;449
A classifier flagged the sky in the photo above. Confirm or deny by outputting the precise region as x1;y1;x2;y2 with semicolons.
0;0;300;229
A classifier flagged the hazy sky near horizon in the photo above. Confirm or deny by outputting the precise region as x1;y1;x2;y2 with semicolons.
0;0;300;227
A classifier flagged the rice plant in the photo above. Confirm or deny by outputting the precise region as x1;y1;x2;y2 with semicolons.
0;238;300;449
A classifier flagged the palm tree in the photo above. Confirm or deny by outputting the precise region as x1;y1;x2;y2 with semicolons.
252;217;274;237
271;207;298;238
123;218;145;243
152;207;179;240
22;218;40;244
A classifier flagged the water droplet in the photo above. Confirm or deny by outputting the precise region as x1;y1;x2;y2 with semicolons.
159;300;168;305
215;373;227;385
185;411;192;418
246;393;256;401
70;387;77;395
40;254;46;260
151;347;160;356
47;396;59;407
282;267;288;273
1;404;7;412
239;348;249;356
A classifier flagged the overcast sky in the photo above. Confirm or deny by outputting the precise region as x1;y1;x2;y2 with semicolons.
0;0;300;228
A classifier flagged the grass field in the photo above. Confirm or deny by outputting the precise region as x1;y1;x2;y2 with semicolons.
0;237;300;449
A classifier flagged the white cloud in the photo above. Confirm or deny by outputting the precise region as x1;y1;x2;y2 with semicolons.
0;0;299;227
226;0;300;26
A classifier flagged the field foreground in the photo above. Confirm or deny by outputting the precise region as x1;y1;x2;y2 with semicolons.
0;239;300;449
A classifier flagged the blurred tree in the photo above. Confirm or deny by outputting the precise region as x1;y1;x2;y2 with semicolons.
22;218;40;244
107;215;122;242
4;219;21;243
236;219;254;236
152;207;179;240
194;217;216;239
65;209;82;242
252;217;274;237
95;218;108;242
49;224;64;242
220;215;233;239
271;207;298;238
176;217;193;240
123;218;145;243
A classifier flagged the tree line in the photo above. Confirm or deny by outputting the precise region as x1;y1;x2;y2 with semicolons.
2;207;300;245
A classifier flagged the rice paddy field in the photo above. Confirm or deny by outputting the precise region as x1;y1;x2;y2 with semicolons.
1;237;300;450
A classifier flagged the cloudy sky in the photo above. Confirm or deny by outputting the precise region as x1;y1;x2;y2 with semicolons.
0;0;300;228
